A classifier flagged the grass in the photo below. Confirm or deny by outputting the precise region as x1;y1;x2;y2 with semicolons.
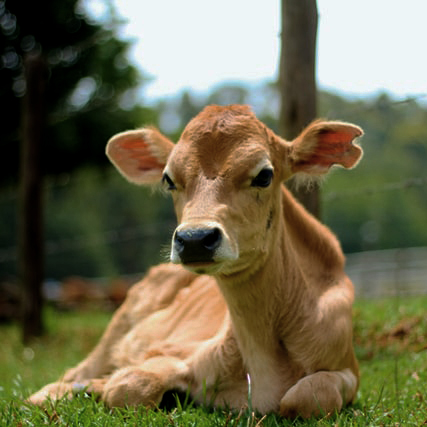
0;296;426;426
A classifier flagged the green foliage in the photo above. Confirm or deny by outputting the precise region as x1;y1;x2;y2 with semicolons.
0;166;175;279
1;297;426;426
319;92;427;252
42;168;175;278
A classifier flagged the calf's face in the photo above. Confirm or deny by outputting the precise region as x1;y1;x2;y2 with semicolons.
106;105;363;277
163;112;284;276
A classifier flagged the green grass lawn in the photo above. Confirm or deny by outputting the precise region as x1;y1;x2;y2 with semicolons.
0;296;426;426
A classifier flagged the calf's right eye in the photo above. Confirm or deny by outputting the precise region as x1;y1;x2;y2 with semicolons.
251;168;274;188
162;173;176;190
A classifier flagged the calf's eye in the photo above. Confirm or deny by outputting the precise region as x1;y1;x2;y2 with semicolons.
162;173;176;190
251;168;274;188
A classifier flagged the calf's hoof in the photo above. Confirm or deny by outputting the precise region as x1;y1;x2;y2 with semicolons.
27;382;73;406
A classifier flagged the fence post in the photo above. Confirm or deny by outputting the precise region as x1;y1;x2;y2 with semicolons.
279;0;320;217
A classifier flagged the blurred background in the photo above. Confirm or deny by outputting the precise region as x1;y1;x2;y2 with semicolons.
1;0;426;334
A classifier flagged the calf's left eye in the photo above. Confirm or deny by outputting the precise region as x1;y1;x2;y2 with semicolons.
251;168;274;188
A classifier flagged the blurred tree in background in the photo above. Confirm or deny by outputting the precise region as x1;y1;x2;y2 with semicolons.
0;0;160;339
0;0;169;284
0;0;155;186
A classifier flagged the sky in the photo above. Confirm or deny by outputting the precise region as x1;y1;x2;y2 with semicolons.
85;0;427;103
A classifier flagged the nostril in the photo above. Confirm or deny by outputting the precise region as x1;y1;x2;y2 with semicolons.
175;233;185;246
174;232;186;252
202;227;221;251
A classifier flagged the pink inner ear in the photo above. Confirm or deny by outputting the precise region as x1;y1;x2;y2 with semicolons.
319;130;359;144
136;156;164;172
119;138;165;172
293;127;363;174
313;130;362;169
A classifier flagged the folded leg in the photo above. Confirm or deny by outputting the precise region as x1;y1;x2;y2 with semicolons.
279;368;358;418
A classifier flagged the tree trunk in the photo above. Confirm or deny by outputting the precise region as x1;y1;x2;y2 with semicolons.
279;0;320;217
19;54;47;343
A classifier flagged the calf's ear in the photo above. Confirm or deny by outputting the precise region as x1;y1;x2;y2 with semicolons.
106;127;175;185
288;121;363;176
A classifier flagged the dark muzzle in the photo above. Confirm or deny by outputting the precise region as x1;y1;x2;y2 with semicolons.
173;227;222;264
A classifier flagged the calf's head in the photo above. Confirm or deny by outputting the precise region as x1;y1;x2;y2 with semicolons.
107;105;363;277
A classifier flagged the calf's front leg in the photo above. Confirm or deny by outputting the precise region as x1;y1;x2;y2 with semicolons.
279;368;358;418
27;355;190;408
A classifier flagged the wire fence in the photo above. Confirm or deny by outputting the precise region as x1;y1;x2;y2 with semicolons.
347;247;427;298
0;223;165;264
324;176;427;201
1;174;426;260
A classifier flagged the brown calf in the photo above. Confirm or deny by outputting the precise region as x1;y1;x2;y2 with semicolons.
29;105;363;418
